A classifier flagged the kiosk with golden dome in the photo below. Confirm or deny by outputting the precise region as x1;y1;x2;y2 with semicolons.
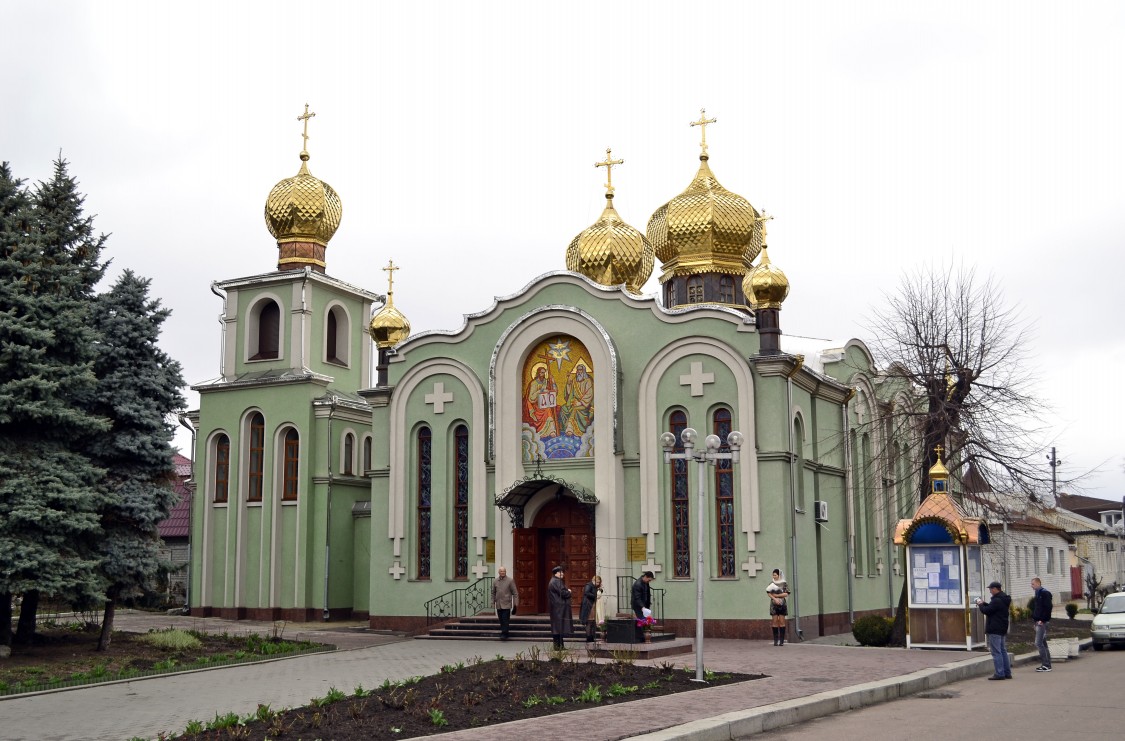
190;108;919;642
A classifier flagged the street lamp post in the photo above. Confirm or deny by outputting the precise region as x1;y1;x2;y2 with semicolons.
661;427;743;683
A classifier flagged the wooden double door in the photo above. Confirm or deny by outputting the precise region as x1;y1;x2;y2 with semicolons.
512;496;595;614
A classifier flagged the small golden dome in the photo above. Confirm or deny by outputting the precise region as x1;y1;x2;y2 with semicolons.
264;106;341;272
648;156;764;282
369;260;410;349
744;246;789;310
566;194;654;294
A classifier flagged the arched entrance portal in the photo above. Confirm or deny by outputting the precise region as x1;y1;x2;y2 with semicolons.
497;477;598;614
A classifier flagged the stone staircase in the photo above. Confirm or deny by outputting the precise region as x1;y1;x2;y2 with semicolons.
417;612;675;644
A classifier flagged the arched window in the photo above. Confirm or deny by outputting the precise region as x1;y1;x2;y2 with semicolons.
713;408;735;577
325;305;349;366
862;432;876;574
213;434;230;503
670;410;690;578
251;301;280;360
247;413;265;502
454;425;469;579
667;281;678;307
687;276;705;303
362;435;372;472
417;427;432;580
343;432;355;476
282;428;299;501
718;275;735;303
794;417;807;512
851;429;864;574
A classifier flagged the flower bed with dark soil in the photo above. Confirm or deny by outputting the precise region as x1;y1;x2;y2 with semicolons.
1004;617;1091;653
176;649;764;740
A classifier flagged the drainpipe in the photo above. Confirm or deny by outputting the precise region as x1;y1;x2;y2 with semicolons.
300;267;310;370
842;391;855;623
786;356;804;639
178;414;197;613
210;282;227;377
323;396;336;621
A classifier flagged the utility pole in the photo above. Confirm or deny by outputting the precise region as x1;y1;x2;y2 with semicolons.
1046;447;1063;504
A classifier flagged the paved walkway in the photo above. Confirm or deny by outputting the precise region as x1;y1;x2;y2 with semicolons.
0;610;1087;740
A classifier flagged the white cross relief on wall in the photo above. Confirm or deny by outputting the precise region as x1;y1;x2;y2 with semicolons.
388;561;407;580
424;382;454;413
742;556;765;577
679;361;715;397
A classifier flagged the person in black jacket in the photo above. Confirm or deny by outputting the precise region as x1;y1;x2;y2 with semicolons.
1031;577;1054;672
579;574;603;645
976;581;1012;680
632;571;654;642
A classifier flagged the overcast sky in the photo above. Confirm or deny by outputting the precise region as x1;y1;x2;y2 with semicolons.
3;1;1122;503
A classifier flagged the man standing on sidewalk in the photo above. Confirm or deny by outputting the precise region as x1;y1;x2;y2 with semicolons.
492;566;519;641
1031;576;1053;672
976;581;1012;680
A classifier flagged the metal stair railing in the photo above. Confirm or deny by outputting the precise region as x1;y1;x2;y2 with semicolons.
616;575;665;624
424;576;494;625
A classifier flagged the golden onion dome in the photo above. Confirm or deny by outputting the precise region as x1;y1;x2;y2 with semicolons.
647;111;763;283
744;245;790;310
265;105;342;272
566;149;654;294
369;260;410;349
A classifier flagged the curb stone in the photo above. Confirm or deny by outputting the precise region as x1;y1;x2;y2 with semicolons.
630;641;1090;741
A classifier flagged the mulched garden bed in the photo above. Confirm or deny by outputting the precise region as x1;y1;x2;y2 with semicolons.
1004;617;1092;653
176;648;764;740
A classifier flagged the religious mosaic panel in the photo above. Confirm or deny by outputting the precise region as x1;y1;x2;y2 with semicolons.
522;335;594;460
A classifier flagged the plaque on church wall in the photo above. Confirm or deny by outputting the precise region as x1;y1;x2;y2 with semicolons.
627;536;646;562
485;539;495;563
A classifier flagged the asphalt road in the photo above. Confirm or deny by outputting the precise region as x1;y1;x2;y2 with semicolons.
745;648;1123;740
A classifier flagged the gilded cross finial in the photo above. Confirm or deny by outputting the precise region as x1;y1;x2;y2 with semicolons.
754;210;774;243
297;103;317;154
935;444;944;461
383;259;400;294
594;147;625;195
690;108;718;155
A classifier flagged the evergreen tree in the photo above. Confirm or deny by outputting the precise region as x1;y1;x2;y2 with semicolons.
0;160;109;646
84;270;185;650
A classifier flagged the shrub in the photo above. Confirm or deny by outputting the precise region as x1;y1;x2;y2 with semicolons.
852;615;893;646
1065;602;1079;619
143;629;202;652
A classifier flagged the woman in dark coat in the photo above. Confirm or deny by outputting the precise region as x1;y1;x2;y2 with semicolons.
579;574;603;644
547;565;573;649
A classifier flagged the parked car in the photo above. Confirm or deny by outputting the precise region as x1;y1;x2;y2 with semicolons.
1091;592;1125;651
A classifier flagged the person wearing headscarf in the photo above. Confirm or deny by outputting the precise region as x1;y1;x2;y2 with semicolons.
766;568;790;646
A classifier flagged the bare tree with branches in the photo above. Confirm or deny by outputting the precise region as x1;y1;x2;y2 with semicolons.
860;265;1053;643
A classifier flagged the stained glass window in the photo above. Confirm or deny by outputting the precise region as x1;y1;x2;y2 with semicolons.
213;434;230;503
714;408;735;577
670;410;690;578
454;425;469;579
282;428;299;501
247;413;264;502
417;427;432;580
687;276;704;303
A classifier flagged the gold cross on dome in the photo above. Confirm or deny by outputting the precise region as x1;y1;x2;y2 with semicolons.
690;108;718;155
297;103;317;151
382;259;400;293
754;210;774;241
934;444;944;461
595;148;625;194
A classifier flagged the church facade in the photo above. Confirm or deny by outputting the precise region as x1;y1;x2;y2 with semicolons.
189;111;920;638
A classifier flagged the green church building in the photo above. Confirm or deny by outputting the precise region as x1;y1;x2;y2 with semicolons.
188;110;920;639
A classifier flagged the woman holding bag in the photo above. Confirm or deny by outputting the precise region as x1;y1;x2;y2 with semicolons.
766;569;790;646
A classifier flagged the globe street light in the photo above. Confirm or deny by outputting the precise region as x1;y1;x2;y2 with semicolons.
662;426;742;682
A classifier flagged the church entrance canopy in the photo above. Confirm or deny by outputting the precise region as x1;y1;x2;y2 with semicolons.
494;474;597;529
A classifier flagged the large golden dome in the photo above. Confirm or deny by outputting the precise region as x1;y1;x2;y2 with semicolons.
265;106;342;272
647;155;764;283
369;260;410;349
744;245;789;310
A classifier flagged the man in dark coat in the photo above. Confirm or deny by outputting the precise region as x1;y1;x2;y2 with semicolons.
1031;577;1054;672
547;565;573;649
632;571;654;642
976;581;1012;680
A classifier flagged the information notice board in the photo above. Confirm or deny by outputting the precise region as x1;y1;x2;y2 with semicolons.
909;545;963;606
